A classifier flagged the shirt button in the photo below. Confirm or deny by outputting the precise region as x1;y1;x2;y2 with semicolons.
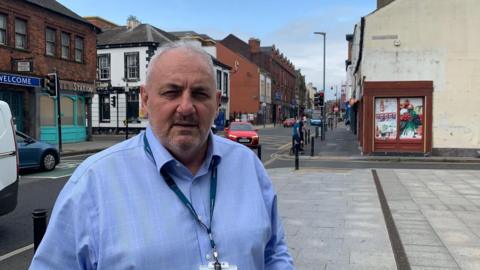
206;254;211;260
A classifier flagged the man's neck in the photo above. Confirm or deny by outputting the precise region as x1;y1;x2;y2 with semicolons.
171;142;208;176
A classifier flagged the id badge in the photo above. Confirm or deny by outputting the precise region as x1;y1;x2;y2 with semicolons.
199;262;238;270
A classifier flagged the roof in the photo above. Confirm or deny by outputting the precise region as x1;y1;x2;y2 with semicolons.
97;24;178;46
170;31;216;45
25;0;95;29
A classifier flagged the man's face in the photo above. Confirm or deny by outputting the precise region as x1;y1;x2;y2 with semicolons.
141;48;220;156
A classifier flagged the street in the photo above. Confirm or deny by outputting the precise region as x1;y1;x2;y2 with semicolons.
1;125;480;269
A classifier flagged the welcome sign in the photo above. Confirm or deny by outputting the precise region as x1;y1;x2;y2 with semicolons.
0;72;41;87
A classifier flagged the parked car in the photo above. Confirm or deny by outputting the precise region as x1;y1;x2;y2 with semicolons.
0;101;18;216
16;131;60;171
224;122;259;148
283;118;296;127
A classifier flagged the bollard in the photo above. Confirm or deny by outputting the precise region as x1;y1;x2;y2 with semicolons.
33;209;48;252
307;129;311;144
295;144;299;170
311;136;315;157
257;144;262;161
315;126;319;138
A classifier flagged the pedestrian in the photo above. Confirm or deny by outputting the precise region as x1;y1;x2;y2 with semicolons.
30;41;294;270
292;118;303;155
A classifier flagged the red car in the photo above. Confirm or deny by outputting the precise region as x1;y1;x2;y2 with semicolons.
224;122;259;148
283;118;296;127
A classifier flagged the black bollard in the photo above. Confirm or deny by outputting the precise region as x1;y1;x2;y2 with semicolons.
33;209;48;251
257;144;262;161
307;129;311;144
315;126;319;138
295;145;299;170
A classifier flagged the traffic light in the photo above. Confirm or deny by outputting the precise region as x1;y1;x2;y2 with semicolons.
111;96;116;107
314;92;320;106
319;91;325;107
43;73;57;97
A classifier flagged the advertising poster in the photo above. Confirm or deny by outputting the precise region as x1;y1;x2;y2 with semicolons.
399;98;423;140
375;98;397;140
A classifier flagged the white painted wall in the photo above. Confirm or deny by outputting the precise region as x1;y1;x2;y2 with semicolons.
358;0;480;149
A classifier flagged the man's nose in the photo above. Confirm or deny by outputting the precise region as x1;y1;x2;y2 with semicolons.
177;92;195;115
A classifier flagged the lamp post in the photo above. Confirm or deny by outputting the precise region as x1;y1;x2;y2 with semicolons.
314;31;326;141
261;102;266;128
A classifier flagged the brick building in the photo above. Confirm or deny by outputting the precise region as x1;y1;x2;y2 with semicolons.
0;0;98;143
216;42;260;122
220;34;296;123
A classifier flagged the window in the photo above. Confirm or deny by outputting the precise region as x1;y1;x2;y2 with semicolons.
0;14;6;45
15;18;27;49
124;52;139;80
77;97;84;126
216;70;222;90
61;96;74;125
127;91;139;123
97;54;110;80
61;32;70;59
40;96;55;126
223;72;229;96
45;27;56;56
99;94;110;122
75;36;84;62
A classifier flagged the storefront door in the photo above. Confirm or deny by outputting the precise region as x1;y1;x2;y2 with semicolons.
0;91;23;132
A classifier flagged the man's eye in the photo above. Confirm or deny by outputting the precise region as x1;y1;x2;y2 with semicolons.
193;92;210;99
161;90;179;97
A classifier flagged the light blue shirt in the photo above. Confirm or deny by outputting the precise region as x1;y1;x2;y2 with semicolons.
30;127;294;269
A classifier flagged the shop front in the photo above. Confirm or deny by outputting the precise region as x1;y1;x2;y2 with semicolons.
360;81;433;155
40;80;94;143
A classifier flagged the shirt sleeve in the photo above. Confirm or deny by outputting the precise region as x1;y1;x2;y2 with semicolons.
29;170;98;270
254;158;295;269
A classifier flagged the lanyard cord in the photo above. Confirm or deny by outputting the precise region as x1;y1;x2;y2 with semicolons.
143;134;220;263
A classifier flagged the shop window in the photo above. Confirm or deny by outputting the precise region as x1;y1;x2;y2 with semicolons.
375;97;424;141
97;54;110;80
127;91;139;123
75;36;84;62
99;94;110;122
45;27;56;56
40;96;55;126
375;98;397;140
125;52;139;80
77;98;84;126
399;98;423;140
61;32;70;59
0;14;6;45
15;18;27;49
61;96;74;125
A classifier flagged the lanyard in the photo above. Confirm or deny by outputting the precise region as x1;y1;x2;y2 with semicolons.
143;134;221;265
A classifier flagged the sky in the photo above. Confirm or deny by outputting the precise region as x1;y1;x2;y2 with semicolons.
58;0;377;100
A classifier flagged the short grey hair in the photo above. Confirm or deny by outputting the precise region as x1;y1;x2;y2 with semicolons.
145;40;216;86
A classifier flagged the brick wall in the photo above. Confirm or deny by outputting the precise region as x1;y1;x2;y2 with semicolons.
216;42;260;116
0;0;97;83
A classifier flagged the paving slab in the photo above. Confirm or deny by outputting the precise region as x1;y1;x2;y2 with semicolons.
268;168;396;270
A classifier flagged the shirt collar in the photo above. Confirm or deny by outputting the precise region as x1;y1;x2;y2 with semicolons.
144;126;222;174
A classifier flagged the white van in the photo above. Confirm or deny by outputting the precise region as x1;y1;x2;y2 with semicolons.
0;100;18;216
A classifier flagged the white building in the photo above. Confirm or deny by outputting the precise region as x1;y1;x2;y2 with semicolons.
346;0;480;156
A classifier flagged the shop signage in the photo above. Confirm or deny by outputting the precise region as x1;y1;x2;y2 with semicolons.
60;80;94;93
0;72;41;87
15;60;33;72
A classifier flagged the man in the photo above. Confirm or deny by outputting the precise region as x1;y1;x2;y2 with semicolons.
30;42;294;270
291;118;302;155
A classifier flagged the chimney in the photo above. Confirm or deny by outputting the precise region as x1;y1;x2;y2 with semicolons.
249;38;260;53
126;15;140;30
377;0;395;9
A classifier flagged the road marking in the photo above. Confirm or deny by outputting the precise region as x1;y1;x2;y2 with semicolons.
0;244;34;262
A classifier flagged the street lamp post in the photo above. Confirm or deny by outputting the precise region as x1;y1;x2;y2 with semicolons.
314;31;326;140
